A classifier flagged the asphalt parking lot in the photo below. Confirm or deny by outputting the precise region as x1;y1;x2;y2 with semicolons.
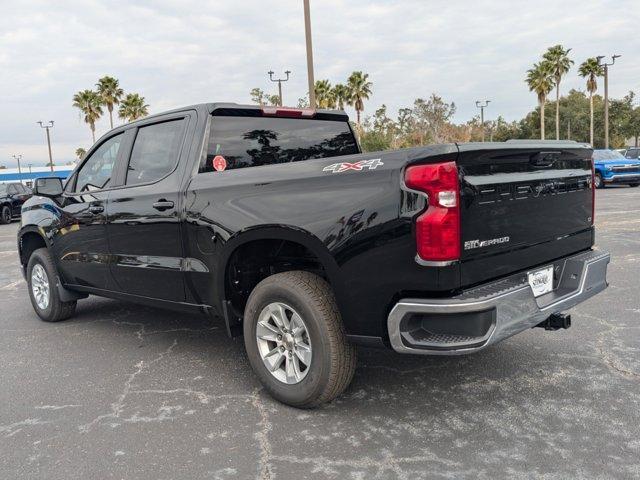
1;187;639;480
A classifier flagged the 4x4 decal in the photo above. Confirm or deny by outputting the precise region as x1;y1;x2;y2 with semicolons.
323;158;383;173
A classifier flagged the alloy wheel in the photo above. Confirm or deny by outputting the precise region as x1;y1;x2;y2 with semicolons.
255;302;312;384
31;263;50;310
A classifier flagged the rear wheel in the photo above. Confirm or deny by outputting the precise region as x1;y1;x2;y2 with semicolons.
0;205;11;224
594;173;604;189
27;248;77;322
629;183;639;187
243;271;356;408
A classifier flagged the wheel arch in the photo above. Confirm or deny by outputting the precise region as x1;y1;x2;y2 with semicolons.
216;225;342;336
18;226;50;274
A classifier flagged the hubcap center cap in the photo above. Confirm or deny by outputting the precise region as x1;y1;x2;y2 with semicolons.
283;333;295;350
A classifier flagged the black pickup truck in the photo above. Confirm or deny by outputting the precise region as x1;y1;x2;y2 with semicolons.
18;103;610;407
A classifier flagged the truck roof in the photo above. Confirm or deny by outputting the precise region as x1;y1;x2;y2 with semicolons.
122;102;350;127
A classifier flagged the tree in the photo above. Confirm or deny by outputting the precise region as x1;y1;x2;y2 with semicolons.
75;148;87;161
543;45;574;140
346;71;372;127
72;89;103;144
332;83;349;110
526;61;554;139
412;94;456;144
249;88;279;107
622;105;640;147
118;93;149;123
96;76;124;129
314;79;335;108
578;58;604;146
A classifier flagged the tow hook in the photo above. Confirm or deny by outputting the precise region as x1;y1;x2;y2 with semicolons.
536;313;571;331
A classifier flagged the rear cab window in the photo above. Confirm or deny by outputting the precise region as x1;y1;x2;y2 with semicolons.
200;115;359;173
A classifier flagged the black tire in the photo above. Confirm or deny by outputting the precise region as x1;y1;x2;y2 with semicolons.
629;183;639;187
243;271;356;408
594;173;604;189
27;248;77;322
0;205;11;224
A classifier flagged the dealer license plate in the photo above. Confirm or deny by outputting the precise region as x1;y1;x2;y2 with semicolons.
527;265;554;297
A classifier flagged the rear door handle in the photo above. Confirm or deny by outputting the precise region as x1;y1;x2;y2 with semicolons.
89;204;104;214
152;200;174;211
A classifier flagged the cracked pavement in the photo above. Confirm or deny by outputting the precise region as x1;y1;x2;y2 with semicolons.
1;187;639;479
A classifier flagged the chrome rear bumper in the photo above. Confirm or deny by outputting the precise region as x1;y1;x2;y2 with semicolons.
387;250;610;355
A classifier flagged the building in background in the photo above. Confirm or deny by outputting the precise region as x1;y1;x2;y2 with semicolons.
0;165;74;187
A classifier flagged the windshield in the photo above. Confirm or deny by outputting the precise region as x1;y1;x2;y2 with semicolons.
593;150;626;161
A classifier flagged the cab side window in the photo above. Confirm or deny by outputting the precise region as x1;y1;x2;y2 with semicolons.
125;119;186;186
74;134;123;193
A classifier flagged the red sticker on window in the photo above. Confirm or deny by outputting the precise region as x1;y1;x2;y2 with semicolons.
213;155;227;172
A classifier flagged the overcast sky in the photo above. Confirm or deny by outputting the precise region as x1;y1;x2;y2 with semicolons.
1;0;639;166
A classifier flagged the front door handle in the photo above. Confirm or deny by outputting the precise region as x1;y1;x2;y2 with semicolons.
153;199;174;211
89;204;104;214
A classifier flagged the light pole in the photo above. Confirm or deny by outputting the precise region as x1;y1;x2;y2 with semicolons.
303;0;316;109
37;121;55;172
12;154;23;184
475;100;490;142
268;70;291;107
597;55;620;149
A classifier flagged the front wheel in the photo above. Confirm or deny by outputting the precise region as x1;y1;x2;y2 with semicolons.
594;173;604;189
0;205;11;224
27;248;77;322
629;183;639;188
243;271;356;408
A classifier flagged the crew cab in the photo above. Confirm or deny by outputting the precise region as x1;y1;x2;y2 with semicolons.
593;149;640;188
1;182;32;224
18;103;610;407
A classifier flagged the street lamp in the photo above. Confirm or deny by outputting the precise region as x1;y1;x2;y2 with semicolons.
475;100;491;142
12;154;23;184
597;55;620;149
37;120;55;172
303;0;316;109
268;70;291;107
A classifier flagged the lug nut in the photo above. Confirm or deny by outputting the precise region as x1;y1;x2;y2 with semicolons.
280;346;285;352
277;335;282;341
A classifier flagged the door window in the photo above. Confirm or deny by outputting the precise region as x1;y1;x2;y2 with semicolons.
125;119;186;186
8;184;18;195
74;134;123;192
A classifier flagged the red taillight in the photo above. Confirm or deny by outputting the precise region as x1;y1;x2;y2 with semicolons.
405;162;460;263
591;157;595;225
261;107;316;118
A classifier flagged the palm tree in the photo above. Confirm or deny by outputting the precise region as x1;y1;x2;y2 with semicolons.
578;58;604;146
96;76;124;129
72;89;103;144
75;148;86;161
332;83;349;110
346;71;372;127
526;62;554;140
543;45;574;140
314;79;335;108
118;93;149;123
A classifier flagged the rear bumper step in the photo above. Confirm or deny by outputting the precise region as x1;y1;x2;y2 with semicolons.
387;249;610;355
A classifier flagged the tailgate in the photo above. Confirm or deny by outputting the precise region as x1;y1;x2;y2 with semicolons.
457;142;594;287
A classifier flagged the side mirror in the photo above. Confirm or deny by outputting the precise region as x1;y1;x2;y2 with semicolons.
34;177;64;197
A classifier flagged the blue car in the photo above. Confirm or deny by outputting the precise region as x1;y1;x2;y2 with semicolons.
593;149;640;188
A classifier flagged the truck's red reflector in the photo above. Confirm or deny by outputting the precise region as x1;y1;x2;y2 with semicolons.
405;162;460;263
261;107;316;118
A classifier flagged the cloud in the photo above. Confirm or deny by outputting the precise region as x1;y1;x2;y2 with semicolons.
0;0;638;165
